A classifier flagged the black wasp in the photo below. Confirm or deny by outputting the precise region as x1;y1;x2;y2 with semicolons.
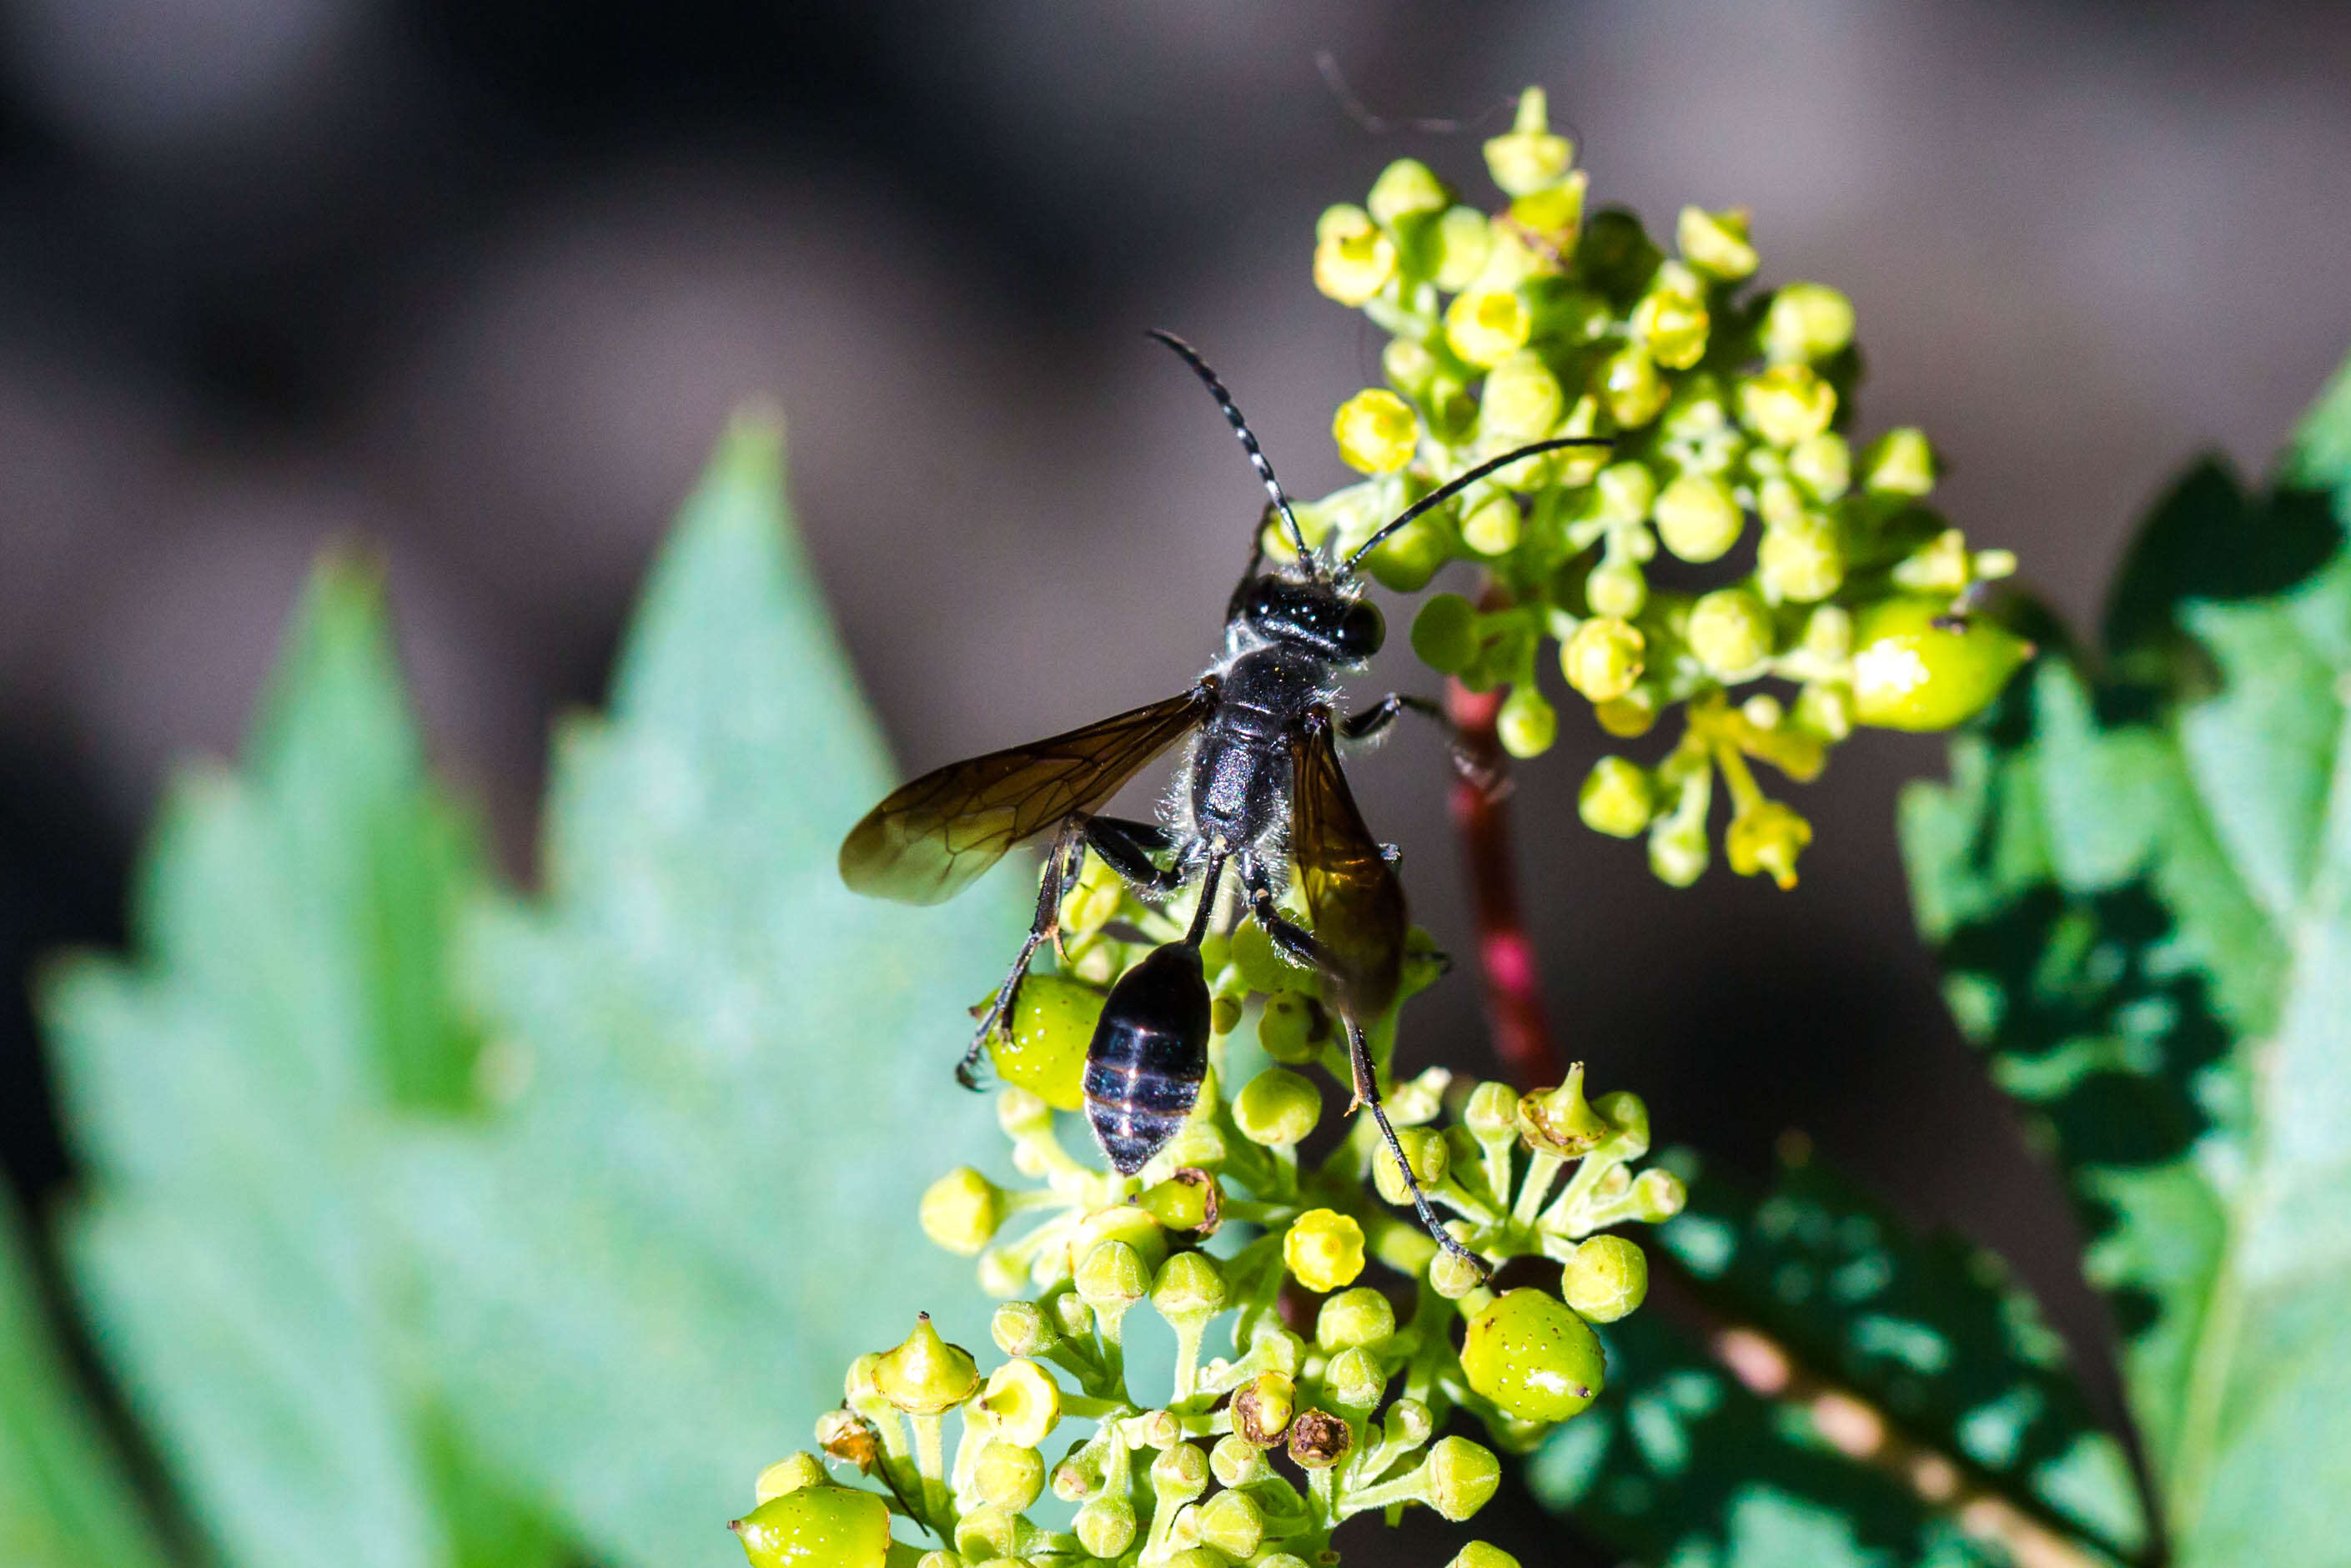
839;331;1605;1264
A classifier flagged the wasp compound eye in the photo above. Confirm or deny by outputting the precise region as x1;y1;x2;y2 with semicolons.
1081;943;1210;1177
1338;597;1384;658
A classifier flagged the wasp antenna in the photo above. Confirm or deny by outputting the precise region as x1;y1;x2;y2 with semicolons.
1340;435;1614;574
1147;329;1316;570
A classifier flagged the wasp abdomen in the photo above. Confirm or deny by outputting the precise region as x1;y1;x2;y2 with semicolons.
1083;942;1211;1176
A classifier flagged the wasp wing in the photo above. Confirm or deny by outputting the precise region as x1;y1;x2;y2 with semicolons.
839;685;1214;905
1289;713;1408;1020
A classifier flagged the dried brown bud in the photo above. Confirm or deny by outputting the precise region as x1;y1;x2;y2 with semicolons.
815;1408;882;1473
1232;1372;1295;1448
1286;1408;1353;1470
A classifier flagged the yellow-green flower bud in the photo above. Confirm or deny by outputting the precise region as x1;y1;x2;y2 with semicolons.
1211;1432;1267;1486
1676;204;1757;279
1461;494;1520;556
1373;1125;1450;1208
1286;1408;1354;1470
1850;596;2030;730
873;1314;981;1415
990;1299;1055;1359
1631;262;1710;369
1762;282;1856;364
1314;205;1396;306
1789;431;1851;503
1461;1289;1605;1425
843;1351;882;1406
1484;88;1574;196
974;1440;1046;1511
1073;1495;1137;1558
1482;349;1564;440
1496;685;1557;759
1233;1370;1296;1447
1254;989;1324;1064
1430;1232;1488;1299
1738;364;1837;446
1075;1239;1152;1313
973;1358;1061;1448
1464;1081;1520;1139
1650;810;1708;887
1324;1345;1388;1411
1360;514;1451;594
974;1248;1025;1299
1259;1556;1314;1568
1382;337;1438;398
1069;1204;1168;1274
919;1168;1006;1257
1151;1441;1210;1501
1424;1435;1505;1520
1140;1171;1215;1233
1562;1235;1649;1323
1726;800;1812;889
1510;176;1586;243
1578;756;1655;838
1634;1168;1688;1220
1863;427;1936;495
1368;157;1450;226
1755;475;1807;532
1590;463;1654;527
1194;1488;1266;1560
1519;1063;1610;1156
1445;289;1533;369
1434;204;1494;291
1449;1542;1523;1568
990;972;1101;1111
1163;1550;1223;1568
1334;388;1419;475
1235;1067;1320;1146
1561;616;1645;703
1757;514;1846;603
731;1485;892;1568
1316;1285;1399;1352
1587;560;1646;618
1595;1089;1650;1153
1151;1250;1226;1323
1128;1408;1181;1450
1411;594;1479;674
1795;680;1855;741
754;1452;829;1503
1655;472;1743;563
996;1084;1051;1139
1284;1209;1367;1292
1687;587;1776;678
1597;344;1669;428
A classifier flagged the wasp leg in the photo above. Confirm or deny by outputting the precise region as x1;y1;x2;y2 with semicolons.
958;818;1093;1090
1341;692;1502;795
1344;1018;1488;1278
1083;816;1188;898
1238;852;1330;971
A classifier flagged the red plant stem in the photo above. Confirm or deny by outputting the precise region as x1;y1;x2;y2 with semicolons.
1443;678;1564;1088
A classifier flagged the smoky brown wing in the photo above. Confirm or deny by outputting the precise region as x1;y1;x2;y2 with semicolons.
838;685;1213;905
1290;716;1408;1019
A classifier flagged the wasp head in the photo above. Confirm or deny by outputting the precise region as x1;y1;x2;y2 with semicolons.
1236;570;1384;663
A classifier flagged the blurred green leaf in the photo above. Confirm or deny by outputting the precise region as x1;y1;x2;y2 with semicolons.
40;560;551;1568
384;417;1023;1566
0;1187;170;1568
1902;355;2351;1565
1535;1153;2136;1565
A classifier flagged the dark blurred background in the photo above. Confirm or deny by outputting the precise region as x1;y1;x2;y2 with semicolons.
2;1;2348;1560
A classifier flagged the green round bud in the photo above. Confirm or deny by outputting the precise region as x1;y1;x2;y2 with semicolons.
1593;461;1657;525
1649;811;1709;887
873;1314;981;1415
1163;1550;1224;1568
973;1440;1046;1511
1372;1124;1450;1208
1383;338;1439;400
1632;269;1711;369
1411;594;1480;673
1586;559;1646;618
1727;800;1813;889
1796;680;1856;741
1235;1067;1321;1147
1597;344;1668;428
918;1167;1006;1257
1334;389;1420;475
1211;1432;1267;1486
1075;1239;1152;1311
1324;1345;1388;1412
1432;205;1494;293
1464;1082;1520;1139
1676;204;1757;279
1850;596;2031;731
1763;281;1856;364
1561;616;1645;702
1259;1556;1315;1568
996;1085;1052;1139
974;1248;1026;1299
1578;756;1655;838
1738;364;1837;446
1687;587;1776;678
1462;1289;1605;1425
1140;1172;1214;1232
1430;1243;1486;1300
1151;1251;1227;1322
1194;1487;1266;1560
1864;427;1936;495
1151;1440;1210;1501
1254;989;1323;1063
1446;289;1533;369
1496;685;1557;759
1595;1089;1650;1154
1481;350;1563;440
1069;1204;1168;1274
1314;207;1396;306
1484;88;1574;196
1360;515;1451;593
974;1358;1061;1449
1369;157;1450;226
1316;1286;1399;1351
1802;604;1853;659
990;1300;1055;1359
1634;1168;1688;1221
1461;494;1520;556
754;1453;829;1504
1789;431;1851;503
1424;1435;1504;1521
1757;513;1846;603
1563;1235;1650;1323
1284;1209;1367;1292
1449;1543;1523;1568
1385;1397;1435;1448
989;975;1101;1112
1654;473;1741;563
1073;1495;1137;1558
731;1485;891;1568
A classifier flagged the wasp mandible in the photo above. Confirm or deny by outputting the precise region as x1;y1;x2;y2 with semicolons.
840;331;1605;1264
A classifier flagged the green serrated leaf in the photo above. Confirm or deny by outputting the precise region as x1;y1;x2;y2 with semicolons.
385;416;1023;1566
39;560;550;1568
0;1188;169;1568
1901;357;2351;1566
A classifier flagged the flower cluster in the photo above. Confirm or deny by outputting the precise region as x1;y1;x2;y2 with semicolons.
733;866;1683;1567
1304;88;2028;887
